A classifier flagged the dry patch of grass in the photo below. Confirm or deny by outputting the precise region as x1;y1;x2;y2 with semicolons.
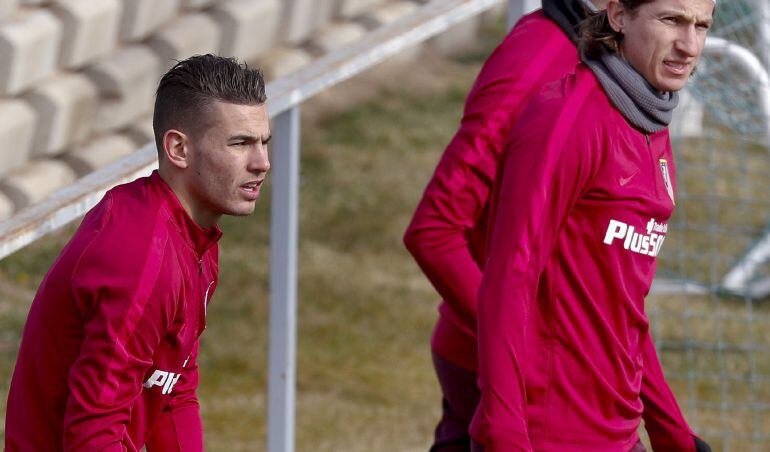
647;292;770;451
658;132;769;284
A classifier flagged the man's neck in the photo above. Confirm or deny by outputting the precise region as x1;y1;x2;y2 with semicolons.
158;167;220;229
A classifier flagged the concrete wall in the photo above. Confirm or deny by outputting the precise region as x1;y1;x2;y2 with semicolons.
0;0;494;219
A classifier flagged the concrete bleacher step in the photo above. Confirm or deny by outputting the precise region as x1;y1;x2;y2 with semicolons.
50;0;121;69
311;21;368;54
182;0;222;10
148;12;222;70
338;0;388;19
60;133;137;177
0;0;19;21
210;0;280;61
120;0;181;43
283;0;336;45
0;8;61;96
361;0;420;27
0;159;77;210
84;45;161;133
259;46;313;79
123;114;155;148
23;72;98;156
0;191;13;221
0;99;36;177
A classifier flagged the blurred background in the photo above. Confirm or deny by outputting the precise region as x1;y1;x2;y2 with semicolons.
0;0;767;450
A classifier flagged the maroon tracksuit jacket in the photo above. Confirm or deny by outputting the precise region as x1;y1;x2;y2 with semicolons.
405;10;694;451
471;63;684;450
6;171;220;451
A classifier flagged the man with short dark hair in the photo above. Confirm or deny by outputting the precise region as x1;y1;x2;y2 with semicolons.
5;54;271;451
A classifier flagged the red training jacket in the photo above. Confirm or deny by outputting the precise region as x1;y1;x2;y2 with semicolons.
6;171;220;451
405;10;694;451
471;63;684;451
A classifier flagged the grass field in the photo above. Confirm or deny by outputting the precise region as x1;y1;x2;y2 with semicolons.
1;15;768;452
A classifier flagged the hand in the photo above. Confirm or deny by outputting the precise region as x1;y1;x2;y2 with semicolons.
694;436;712;452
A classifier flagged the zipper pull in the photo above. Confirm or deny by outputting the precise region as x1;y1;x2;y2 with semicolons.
645;134;651;146
198;258;203;275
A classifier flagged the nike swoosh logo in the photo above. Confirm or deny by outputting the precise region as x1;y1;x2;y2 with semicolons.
619;172;638;186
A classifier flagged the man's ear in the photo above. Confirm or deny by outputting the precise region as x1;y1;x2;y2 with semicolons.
606;0;626;33
163;129;189;169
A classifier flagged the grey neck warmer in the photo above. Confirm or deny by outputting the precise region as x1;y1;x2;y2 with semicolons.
542;0;679;133
583;52;679;134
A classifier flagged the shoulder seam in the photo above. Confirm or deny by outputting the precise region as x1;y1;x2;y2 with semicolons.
69;193;115;306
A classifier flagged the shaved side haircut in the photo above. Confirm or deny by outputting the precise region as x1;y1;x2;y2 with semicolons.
153;54;267;155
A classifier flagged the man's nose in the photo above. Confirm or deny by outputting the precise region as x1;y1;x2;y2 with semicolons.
248;145;270;173
676;24;701;58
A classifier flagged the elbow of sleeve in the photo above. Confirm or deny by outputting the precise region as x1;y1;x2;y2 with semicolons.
402;225;423;258
472;414;532;452
482;431;533;452
647;426;697;452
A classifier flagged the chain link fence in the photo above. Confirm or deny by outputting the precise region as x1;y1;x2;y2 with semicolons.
650;1;770;450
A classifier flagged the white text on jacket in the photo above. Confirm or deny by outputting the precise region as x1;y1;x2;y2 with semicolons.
603;218;667;257
143;369;182;395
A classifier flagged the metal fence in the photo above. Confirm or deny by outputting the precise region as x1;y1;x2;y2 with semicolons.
652;1;770;450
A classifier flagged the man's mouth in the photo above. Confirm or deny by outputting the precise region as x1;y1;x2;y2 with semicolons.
663;60;691;76
240;180;263;193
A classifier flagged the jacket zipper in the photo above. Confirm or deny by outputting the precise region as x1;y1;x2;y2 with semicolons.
198;255;207;334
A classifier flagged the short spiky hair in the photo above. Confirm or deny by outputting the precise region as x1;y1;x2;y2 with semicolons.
152;54;267;153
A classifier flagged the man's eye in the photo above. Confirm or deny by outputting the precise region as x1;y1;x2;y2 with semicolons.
662;17;678;24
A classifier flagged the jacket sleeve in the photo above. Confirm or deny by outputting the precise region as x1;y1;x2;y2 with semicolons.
145;341;203;452
640;334;696;451
473;98;602;450
63;228;174;451
403;15;572;329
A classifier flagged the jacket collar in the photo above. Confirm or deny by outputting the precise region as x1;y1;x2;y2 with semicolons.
150;170;222;256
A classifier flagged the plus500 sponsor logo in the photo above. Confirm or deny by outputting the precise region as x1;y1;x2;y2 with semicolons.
603;218;667;257
143;370;182;395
